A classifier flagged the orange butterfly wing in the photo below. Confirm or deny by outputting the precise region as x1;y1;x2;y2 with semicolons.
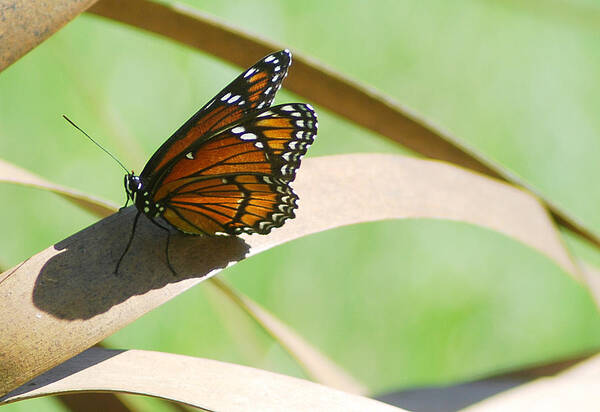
152;103;317;235
141;50;292;182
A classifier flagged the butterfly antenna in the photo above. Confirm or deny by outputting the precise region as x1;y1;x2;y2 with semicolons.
62;115;129;174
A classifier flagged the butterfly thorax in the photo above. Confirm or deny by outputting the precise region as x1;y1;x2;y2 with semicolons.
124;173;165;219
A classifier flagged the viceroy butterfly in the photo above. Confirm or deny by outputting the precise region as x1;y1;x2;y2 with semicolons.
116;49;317;274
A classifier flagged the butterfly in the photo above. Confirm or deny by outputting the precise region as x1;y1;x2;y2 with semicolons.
117;49;317;275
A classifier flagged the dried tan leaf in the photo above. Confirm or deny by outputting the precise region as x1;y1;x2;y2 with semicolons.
0;159;117;218
208;278;368;395
0;0;99;71
0;154;580;395
0;157;364;394
0;348;403;411
462;352;600;412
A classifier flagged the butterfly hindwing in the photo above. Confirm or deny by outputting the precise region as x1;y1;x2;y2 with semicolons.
161;174;298;235
141;50;293;181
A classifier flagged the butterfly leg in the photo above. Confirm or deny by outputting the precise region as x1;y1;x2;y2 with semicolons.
119;199;130;211
115;210;141;276
119;192;130;211
146;219;178;277
164;231;177;277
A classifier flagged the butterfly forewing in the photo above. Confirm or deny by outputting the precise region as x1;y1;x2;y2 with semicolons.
141;49;293;182
156;103;317;189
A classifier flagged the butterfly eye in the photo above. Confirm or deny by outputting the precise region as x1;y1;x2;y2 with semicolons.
125;175;140;192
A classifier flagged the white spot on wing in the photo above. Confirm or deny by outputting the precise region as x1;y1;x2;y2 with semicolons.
228;95;240;104
186;152;194;159
221;92;232;101
240;133;257;141
265;55;275;62
259;221;274;231
231;126;245;134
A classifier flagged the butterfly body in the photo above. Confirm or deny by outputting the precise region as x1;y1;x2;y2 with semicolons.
117;50;317;273
124;173;162;219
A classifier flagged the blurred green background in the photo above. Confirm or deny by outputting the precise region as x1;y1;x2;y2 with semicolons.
2;0;600;410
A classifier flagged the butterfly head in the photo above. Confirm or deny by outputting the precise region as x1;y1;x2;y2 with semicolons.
124;172;143;204
124;172;165;218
